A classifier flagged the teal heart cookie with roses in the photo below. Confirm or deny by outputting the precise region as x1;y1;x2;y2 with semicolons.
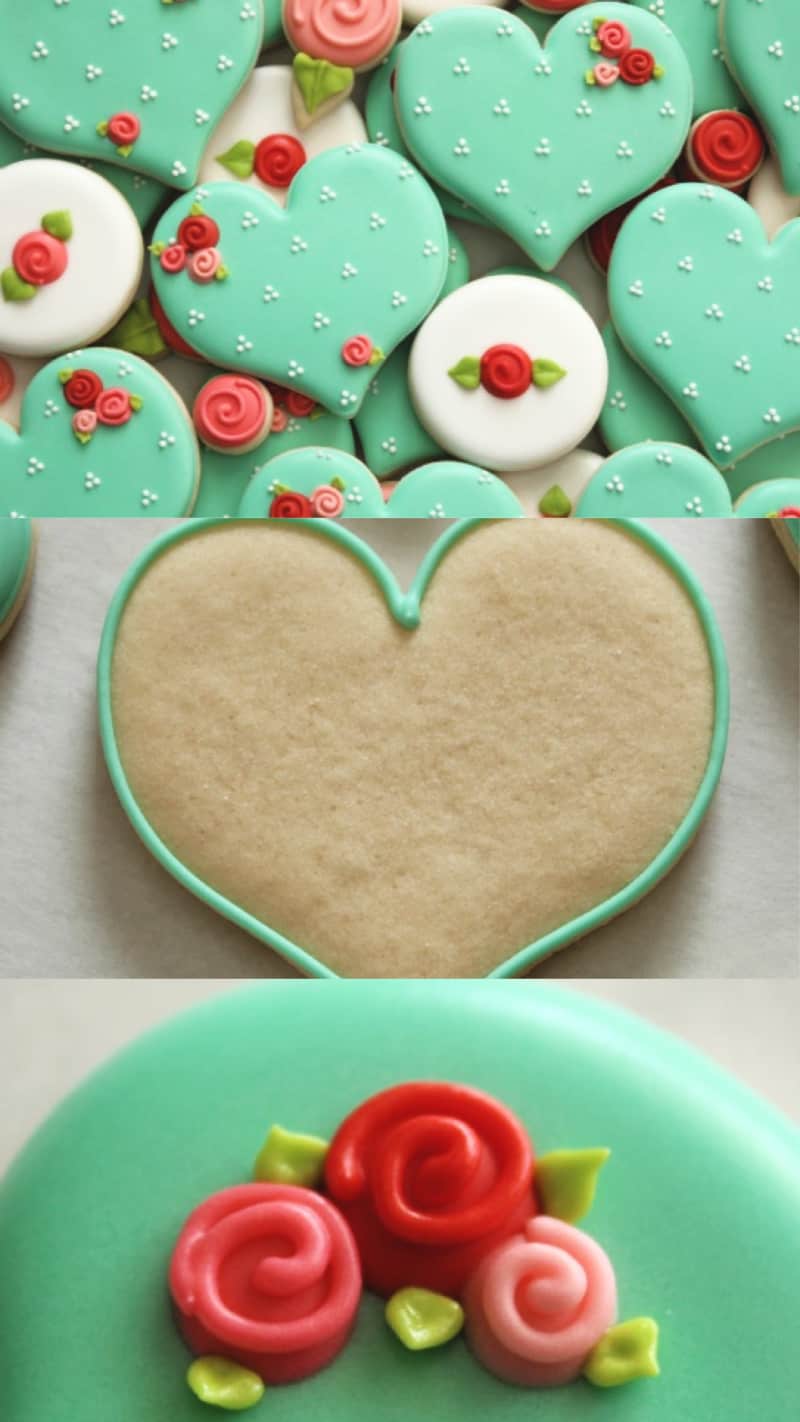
394;5;692;270
0;348;199;516
0;0;263;189
608;183;800;468
722;0;800;196
150;146;448;417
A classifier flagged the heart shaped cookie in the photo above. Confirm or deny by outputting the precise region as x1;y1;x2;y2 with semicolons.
721;0;800;196
100;519;728;977
0;0;263;189
150;146;448;417
196;404;357;517
630;0;744;118
574;442;734;517
608;183;800;468
394;5;692;269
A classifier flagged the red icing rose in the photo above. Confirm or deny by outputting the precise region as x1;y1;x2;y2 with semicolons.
342;336;373;368
107;112;141;148
12;231;67;287
255;134;307;188
178;214;221;252
64;369;103;409
325;1082;537;1298
480;345;532;400
777;506;800;518
688;111;764;188
271;406;289;433
619;48;656;85
95;387;133;427
270;491;314;518
160;243;187;274
285;391;316;418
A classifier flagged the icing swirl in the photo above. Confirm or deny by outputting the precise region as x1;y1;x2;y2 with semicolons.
12;231;67;287
464;1216;617;1387
595;21;631;60
342;335;373;367
107;112;141;148
188;247;222;284
688;111;764;188
618;49;656;86
170;1184;362;1385
311;483;345;517
178;214;221;252
325;1082;536;1298
255;134;307;187
95;387;132;427
193;375;271;449
283;0;400;70
63;369;103;409
270;491;314;517
285;390;316;418
480;345;531;400
160;243;187;274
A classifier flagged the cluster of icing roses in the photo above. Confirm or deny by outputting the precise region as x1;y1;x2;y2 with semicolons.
267;380;319;433
169;1083;659;1412
269;475;347;519
97;112;141;158
150;203;230;286
59;366;143;446
217;131;308;188
584;17;664;89
1;211;72;304
448;343;566;399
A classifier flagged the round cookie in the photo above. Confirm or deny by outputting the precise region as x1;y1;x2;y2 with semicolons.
748;155;800;239
0;348;199;517
684;110;764;190
238;447;387;517
193;375;274;455
721;0;800;196
0;0;263;189
574;443;734;517
629;0;745;118
408;275;608;472
0;516;35;642
196;404;357;518
150;148;448;419
385;461;525;517
734;478;800;517
0;353;44;429
283;0;402;73
199;66;366;206
0;160;143;358
600;322;698;452
503;448;604;516
394;6;693;271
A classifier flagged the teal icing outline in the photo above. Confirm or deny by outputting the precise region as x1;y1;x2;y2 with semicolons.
97;518;730;978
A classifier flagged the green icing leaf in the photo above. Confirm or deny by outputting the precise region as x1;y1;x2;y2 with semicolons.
116;144;134;159
532;357;567;389
106;297;167;360
584;69;597;86
216;140;256;180
187;1357;265;1411
129;394;143;413
190;203;204;217
331;476;346;492
215;265;230;282
1;267;36;302
41;210;73;242
293;52;353;117
447;355;481;390
254;1125;329;1188
538;485;572;518
96;120;109;137
368;346;385;367
73;431;93;447
536;1147;610;1222
589;37;602;53
385;1288;464;1352
654;65;665;79
584;1318;660;1389
58;367;74;384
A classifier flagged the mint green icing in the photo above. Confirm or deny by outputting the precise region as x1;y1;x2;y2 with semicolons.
237;448;386;517
395;6;692;270
0;0;263;189
512;7;555;45
601;322;698;453
0;121;165;230
263;0;284;48
0;516;33;633
630;0;746;118
195;408;355;518
722;0;800;195
735;477;800;519
724;433;800;503
575;442;734;517
386;461;525;517
0;349;198;516
151;148;448;418
609;183;800;468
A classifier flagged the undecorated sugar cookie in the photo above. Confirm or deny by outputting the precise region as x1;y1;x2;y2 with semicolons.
285;0;402;126
748;155;800;239
101;518;727;976
0;349;199;517
0;516;35;642
0;0;264;189
408;275;607;471
150;147;448;418
721;0;800;196
630;0;745;118
394;6;692;270
574;442;734;518
0;160;142;358
608;183;800;468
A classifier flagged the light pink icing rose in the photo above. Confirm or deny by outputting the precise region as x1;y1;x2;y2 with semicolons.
463;1216;617;1388
597;20;631;59
72;409;97;436
188;247;222;284
311;484;345;518
593;62;620;88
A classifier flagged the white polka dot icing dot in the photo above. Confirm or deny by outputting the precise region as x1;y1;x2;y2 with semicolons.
575;442;734;518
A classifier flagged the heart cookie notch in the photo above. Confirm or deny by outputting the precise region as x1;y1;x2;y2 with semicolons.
100;520;728;977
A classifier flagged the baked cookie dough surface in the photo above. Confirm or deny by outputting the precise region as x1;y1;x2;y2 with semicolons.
108;520;722;976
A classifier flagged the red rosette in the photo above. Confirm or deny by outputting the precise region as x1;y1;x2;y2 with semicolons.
255;134;307;188
619;48;655;86
777;506;800;518
324;1082;536;1298
170;1184;362;1385
12;230;67;287
63;369;103;410
270;491;314;518
193;375;270;450
586;174;676;273
160;243;187;275
107;111;141;148
480;345;532;400
95;387;132;427
285;391;316;418
341;335;373;368
687;111;765;188
178;214;221;252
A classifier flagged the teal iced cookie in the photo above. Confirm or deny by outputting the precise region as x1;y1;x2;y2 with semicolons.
0;0;263;190
721;0;800;196
630;0;745;118
735;477;800;517
385;460;524;517
600;322;698;452
0;516;34;640
394;5;692;270
513;6;555;45
150;147;448;418
723;433;800;503
196;405;356;517
264;0;285;48
0;349;199;517
609;183;800;469
0;120;165;231
575;442;734;517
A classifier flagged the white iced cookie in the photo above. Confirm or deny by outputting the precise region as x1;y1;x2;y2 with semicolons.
747;155;800;240
198;67;366;206
408;275;608;472
503;448;604;517
0;353;44;428
0;161;142;359
403;0;504;27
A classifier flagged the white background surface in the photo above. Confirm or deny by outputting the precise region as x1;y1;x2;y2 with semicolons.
0;979;797;1176
0;518;797;978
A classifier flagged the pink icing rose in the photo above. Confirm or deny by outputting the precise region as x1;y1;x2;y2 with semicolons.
341;336;373;367
463;1216;617;1388
310;484;345;518
593;61;620;88
596;20;631;59
160;243;187;274
95;388;133;427
72;409;97;436
271;406;289;433
188;247;222;284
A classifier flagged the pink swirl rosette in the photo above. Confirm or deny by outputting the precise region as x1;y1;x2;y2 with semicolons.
283;0;400;71
188;248;222;284
95;388;132;427
463;1216;617;1387
311;484;345;517
193;375;271;450
170;1184;362;1385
